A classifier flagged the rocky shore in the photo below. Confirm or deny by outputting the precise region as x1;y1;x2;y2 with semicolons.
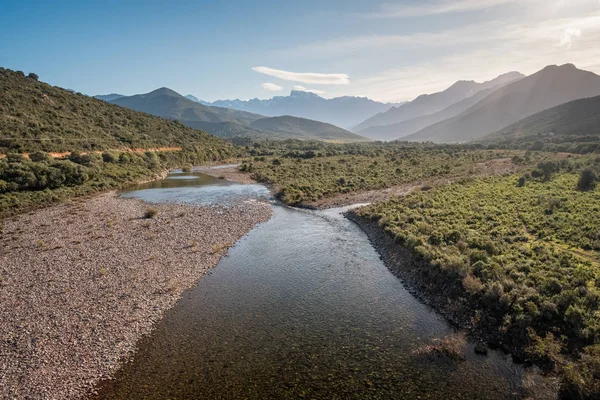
194;164;256;184
0;192;272;399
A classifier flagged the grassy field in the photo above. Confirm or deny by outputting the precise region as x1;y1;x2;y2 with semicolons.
354;158;600;398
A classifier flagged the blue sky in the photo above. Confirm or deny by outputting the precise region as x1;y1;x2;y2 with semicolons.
1;0;599;102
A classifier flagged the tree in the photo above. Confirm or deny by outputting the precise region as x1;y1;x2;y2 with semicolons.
28;72;39;81
577;168;597;191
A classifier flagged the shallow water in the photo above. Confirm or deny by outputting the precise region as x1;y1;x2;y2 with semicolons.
121;170;271;206
96;172;528;399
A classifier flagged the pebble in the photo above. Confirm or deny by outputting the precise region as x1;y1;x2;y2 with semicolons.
0;191;272;399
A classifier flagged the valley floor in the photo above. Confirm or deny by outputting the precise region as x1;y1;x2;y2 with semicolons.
0;191;271;399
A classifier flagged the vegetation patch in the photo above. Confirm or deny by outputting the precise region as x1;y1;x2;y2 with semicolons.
241;142;529;205
354;157;600;398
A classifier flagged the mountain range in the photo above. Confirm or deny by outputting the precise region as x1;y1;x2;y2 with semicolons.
403;64;600;143
354;72;525;133
184;90;404;129
109;88;369;143
93;63;600;147
357;85;504;141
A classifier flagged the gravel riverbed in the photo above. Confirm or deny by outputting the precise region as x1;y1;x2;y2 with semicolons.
0;192;272;399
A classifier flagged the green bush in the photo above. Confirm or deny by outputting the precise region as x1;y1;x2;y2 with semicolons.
102;152;117;163
577;168;597;191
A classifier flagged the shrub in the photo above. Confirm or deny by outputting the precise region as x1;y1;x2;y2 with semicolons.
143;208;158;219
29;151;52;162
577;168;597;191
68;151;93;165
28;72;39;80
463;274;485;294
102;152;117;163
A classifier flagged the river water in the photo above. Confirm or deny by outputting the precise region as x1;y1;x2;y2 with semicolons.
95;170;530;399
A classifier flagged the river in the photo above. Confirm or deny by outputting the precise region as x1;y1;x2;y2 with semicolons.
94;170;531;399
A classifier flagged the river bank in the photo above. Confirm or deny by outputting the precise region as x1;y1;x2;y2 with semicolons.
345;212;560;399
194;164;256;184
0;191;272;399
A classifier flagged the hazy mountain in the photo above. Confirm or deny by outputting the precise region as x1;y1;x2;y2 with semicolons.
358;86;503;141
188;90;404;129
354;72;525;132
404;64;600;143
94;93;125;102
480;94;600;149
249;116;371;142
111;88;366;142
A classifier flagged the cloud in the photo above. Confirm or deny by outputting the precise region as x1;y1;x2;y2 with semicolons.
261;82;283;91
369;0;520;18
292;85;326;95
280;6;600;102
281;24;498;59
252;66;349;85
321;12;600;102
558;28;582;48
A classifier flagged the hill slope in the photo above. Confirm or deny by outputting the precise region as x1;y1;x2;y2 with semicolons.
249;116;370;142
480;95;600;152
354;72;524;132
0;68;233;153
405;64;600;143
188;90;403;129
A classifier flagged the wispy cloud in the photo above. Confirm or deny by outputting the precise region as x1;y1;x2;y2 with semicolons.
369;0;519;18
261;82;283;91
252;66;349;85
558;28;582;48
281;24;498;59
292;85;326;95
328;12;600;101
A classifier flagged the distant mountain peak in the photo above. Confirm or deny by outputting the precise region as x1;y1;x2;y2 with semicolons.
289;90;322;98
185;94;201;103
147;87;182;98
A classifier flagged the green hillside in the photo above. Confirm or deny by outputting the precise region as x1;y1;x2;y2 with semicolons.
0;67;240;216
0;68;234;154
